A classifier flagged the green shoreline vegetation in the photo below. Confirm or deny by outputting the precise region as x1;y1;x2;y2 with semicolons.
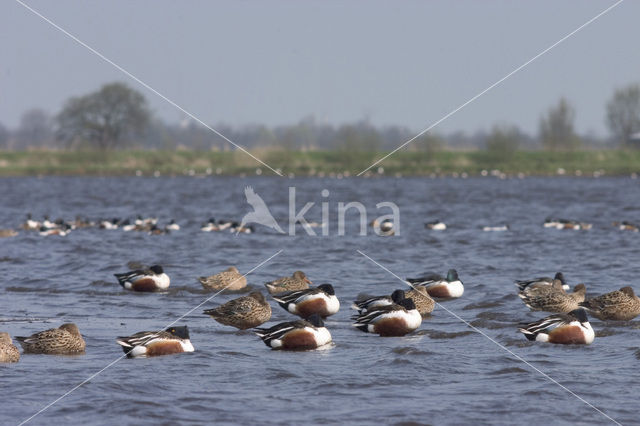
1;149;639;177
3;82;640;177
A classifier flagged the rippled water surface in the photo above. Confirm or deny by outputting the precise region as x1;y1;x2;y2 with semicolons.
1;176;640;425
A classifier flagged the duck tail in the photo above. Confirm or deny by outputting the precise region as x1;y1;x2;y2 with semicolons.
114;273;127;287
518;327;538;341
352;323;369;333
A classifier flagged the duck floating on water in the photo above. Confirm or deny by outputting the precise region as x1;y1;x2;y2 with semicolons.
116;326;194;357
115;264;170;292
254;314;332;350
518;309;594;345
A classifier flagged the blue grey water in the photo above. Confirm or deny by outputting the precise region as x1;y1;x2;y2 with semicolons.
1;176;639;425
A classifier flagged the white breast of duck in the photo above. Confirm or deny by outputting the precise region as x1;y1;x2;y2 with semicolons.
144;273;170;290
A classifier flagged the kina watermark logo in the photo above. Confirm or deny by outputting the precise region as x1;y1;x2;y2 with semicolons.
240;186;399;236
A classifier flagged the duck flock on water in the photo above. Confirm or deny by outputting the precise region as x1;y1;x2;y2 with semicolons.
1;214;640;238
2;259;640;362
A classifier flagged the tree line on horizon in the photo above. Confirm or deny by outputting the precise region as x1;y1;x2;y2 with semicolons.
1;82;640;153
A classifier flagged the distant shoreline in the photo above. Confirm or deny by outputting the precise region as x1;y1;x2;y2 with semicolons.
0;149;639;177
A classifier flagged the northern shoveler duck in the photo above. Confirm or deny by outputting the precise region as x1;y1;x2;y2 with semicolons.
100;218;120;230
352;298;422;337
370;218;395;236
217;220;234;231
203;291;272;330
201;218;220;232
141;215;158;226
549;219;591;230
148;224;168;235
166;220;180;231
199;266;247;291
271;284;340;319
265;271;312;295
518;309;594;344
406;269;464;298
121;219;136;232
405;286;435;316
0;229;18;238
378;219;395;236
352;289;406;313
116;326;194;357
482;225;509;231
254;314;332;350
71;215;93;229
519;284;586;313
515;272;570;292
579;286;640;321
0;332;20;362
42;215;55;229
613;221;639;232
115;264;170;292
39;224;70;236
23;213;40;230
231;222;254;234
15;323;86;354
425;220;446;230
543;217;561;228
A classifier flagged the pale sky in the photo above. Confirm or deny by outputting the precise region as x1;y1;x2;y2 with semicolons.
1;0;638;137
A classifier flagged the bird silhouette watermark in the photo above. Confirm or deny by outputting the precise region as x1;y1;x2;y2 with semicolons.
238;186;286;234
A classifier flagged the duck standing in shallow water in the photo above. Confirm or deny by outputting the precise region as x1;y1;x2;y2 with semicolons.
271;284;340;319
203;292;272;329
518;309;594;345
352;299;422;337
254;314;332;350
579;286;640;321
265;271;312;295
116;326;194;357
0;332;20;362
15;323;85;354
115;264;170;292
406;269;464;298
198;266;247;291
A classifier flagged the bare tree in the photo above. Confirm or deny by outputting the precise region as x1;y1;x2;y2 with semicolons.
56;82;150;149
539;98;580;151
15;109;53;149
606;84;640;145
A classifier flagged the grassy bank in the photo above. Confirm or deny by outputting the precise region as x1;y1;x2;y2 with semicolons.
0;149;639;177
